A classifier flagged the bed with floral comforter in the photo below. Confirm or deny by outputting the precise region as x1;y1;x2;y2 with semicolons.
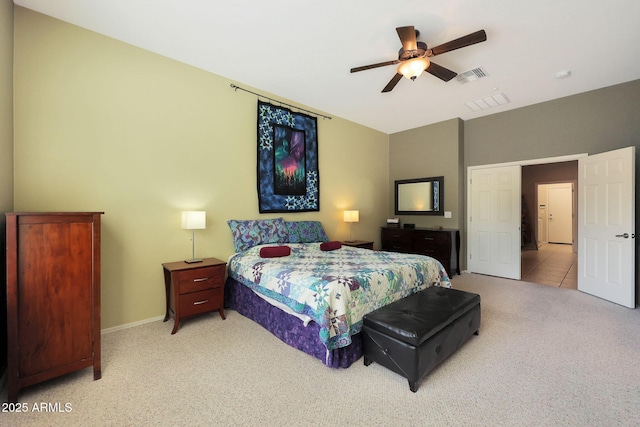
227;242;451;353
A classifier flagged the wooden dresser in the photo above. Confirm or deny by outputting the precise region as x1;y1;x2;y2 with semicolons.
381;227;460;276
5;212;103;402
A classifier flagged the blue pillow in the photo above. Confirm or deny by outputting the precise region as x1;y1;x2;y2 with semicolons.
285;221;329;243
227;218;289;252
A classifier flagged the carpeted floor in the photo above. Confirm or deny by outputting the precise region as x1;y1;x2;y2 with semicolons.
2;273;639;426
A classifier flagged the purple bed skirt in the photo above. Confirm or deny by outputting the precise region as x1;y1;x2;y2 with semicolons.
224;276;362;368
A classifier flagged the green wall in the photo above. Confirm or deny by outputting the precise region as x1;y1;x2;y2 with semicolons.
0;0;14;373
12;6;640;330
13;8;389;330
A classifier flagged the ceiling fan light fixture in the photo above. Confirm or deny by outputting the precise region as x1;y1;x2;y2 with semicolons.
398;57;430;80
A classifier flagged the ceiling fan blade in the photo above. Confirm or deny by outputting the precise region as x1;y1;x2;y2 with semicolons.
382;73;403;93
430;30;487;56
426;62;458;82
396;26;417;52
351;59;400;73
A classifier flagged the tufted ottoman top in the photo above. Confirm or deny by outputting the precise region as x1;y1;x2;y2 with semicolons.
363;286;480;347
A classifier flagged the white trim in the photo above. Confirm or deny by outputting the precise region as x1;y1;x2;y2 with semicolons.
101;315;165;335
467;153;588;278
468;153;588;171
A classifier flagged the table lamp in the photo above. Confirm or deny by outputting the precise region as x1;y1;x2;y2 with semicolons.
343;210;359;242
182;211;206;263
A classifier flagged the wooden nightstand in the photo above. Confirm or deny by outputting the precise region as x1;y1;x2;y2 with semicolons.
341;240;374;250
163;257;226;334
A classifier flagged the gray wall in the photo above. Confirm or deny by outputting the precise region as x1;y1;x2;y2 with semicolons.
465;79;640;302
388;80;640;296
389;118;464;230
464;80;640;166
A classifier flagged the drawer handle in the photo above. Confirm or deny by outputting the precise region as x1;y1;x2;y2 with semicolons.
392;234;401;238
193;277;209;282
424;237;434;240
193;300;209;305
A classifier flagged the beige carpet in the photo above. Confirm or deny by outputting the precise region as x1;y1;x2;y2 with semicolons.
2;273;639;426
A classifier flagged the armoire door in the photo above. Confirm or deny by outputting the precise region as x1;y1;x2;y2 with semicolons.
17;219;94;377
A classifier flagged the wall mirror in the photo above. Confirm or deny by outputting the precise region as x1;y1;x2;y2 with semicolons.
395;176;444;215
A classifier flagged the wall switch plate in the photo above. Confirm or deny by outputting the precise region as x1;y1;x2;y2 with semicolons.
444;211;452;218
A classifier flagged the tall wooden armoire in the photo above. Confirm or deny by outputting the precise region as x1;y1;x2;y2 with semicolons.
5;212;103;402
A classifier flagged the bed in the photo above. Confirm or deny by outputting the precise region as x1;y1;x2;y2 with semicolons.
224;218;451;368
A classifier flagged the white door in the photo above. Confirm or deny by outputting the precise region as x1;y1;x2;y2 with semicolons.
548;185;573;244
578;146;635;308
468;165;521;279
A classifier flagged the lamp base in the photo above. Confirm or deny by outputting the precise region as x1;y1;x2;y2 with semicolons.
184;258;203;264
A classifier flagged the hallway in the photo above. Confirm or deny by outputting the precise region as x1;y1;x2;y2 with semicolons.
521;243;577;288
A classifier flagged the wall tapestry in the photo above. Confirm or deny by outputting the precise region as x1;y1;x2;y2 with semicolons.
257;100;319;213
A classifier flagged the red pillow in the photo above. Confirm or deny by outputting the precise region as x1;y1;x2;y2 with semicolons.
320;241;342;251
259;246;291;258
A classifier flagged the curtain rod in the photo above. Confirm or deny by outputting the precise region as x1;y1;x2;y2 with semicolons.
230;84;332;120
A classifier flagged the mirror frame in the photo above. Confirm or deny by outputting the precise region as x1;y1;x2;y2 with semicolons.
394;176;444;216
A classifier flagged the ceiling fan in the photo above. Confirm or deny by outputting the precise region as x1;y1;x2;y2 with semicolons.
350;26;487;93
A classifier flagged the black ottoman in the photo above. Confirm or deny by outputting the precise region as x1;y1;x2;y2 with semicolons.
362;286;480;392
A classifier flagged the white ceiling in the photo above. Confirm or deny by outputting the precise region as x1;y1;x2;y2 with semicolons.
14;0;640;134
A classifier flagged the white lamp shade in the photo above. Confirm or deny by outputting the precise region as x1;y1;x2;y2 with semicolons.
343;210;360;223
398;57;430;80
181;211;206;230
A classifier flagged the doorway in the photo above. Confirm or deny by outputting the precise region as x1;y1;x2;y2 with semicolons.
468;148;636;308
539;183;573;244
520;163;578;288
468;154;581;284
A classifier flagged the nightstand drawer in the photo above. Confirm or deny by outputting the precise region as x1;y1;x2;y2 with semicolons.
177;266;224;294
179;289;222;317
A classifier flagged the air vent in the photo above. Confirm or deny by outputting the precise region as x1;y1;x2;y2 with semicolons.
457;67;488;83
465;93;510;112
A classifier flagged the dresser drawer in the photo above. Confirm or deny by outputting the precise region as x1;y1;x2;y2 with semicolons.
413;230;450;244
179;289;222;317
381;228;412;243
413;230;451;252
382;241;413;252
177;266;224;294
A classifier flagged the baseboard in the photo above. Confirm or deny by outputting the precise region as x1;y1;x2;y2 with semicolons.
101;315;165;335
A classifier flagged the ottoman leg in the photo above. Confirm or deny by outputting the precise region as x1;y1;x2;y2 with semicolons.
409;380;419;393
364;356;372;366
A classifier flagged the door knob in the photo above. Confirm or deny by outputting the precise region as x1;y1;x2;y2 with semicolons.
615;233;629;238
